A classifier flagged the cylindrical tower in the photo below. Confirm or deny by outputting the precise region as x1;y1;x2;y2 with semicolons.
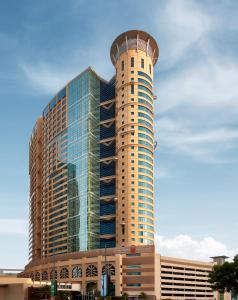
110;30;159;247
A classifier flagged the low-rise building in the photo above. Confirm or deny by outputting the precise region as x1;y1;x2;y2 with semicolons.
22;245;225;299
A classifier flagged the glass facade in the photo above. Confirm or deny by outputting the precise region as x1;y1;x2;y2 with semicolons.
67;70;100;251
99;77;116;248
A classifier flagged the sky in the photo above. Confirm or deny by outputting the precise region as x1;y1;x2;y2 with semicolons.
0;0;238;268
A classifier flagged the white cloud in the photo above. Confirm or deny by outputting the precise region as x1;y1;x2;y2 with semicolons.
158;59;238;112
0;219;28;235
151;0;238;163
19;62;75;95
155;234;237;261
156;117;238;162
157;0;214;67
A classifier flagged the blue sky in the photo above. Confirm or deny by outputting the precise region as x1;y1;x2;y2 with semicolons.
0;0;238;268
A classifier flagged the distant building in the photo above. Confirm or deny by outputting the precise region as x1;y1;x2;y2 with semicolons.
0;268;23;277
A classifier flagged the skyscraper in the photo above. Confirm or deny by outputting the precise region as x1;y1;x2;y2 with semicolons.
24;31;219;300
29;30;158;261
25;30;161;295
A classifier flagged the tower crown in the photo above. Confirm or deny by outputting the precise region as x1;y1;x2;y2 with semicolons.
110;30;159;66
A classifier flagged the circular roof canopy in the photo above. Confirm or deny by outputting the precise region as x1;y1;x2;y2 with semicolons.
110;30;159;66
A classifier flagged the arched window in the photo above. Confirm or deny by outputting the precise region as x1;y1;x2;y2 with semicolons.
102;264;115;276
72;266;82;278
35;272;40;281
60;267;69;279
50;269;57;280
41;270;48;281
86;265;98;277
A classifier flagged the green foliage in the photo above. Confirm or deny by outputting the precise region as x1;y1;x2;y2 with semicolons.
57;290;72;300
122;292;129;299
139;292;147;299
209;255;238;293
32;285;50;297
95;289;102;299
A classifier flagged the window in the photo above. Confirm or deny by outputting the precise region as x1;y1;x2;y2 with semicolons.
138;84;153;96
138;71;152;83
127;283;141;287
121;61;124;71
131;57;134;67
102;264;115;276
141;58;144;68
60;267;69;279
86;265;98;277
149;64;152;74
138;78;152;90
131;84;134;94
122;224;125;235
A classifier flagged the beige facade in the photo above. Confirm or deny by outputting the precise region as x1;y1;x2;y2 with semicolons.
0;277;34;300
22;245;225;299
29;92;68;260
158;255;214;299
23;245;156;297
111;30;158;247
29;117;43;261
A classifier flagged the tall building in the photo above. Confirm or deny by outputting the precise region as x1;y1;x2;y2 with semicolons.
28;30;158;261
24;30;223;300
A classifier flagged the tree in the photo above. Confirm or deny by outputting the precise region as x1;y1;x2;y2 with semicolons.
58;290;72;300
122;292;129;299
209;255;238;294
95;289;102;300
139;292;147;299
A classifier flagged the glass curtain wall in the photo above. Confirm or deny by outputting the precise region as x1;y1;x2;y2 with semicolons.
67;70;100;251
